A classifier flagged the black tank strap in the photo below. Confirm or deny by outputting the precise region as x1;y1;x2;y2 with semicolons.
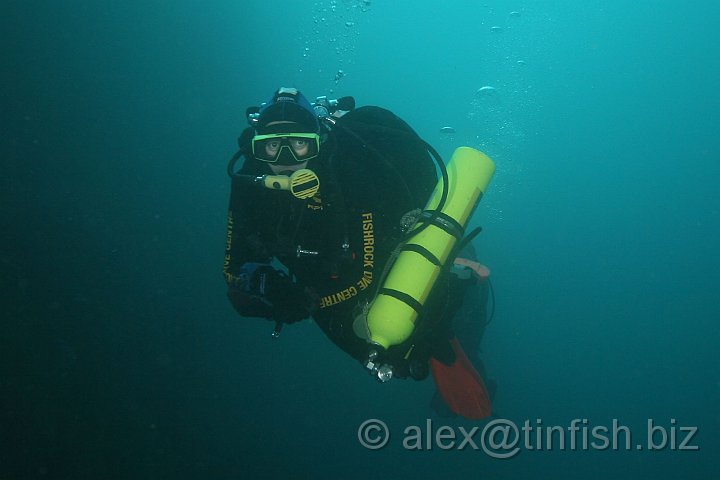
400;243;442;267
379;288;424;316
418;210;465;240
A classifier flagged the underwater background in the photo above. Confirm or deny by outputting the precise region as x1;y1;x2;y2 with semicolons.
2;1;719;478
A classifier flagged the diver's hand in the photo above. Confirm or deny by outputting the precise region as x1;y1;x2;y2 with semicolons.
252;267;309;324
272;303;308;324
226;285;274;319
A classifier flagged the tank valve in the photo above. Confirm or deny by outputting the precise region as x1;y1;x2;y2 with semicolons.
365;349;394;382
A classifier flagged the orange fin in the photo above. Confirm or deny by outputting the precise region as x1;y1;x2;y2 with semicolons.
430;337;492;420
453;257;490;280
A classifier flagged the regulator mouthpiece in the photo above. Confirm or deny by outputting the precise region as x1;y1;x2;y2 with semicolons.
261;168;320;200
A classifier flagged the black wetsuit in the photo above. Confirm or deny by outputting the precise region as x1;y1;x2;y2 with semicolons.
224;106;439;363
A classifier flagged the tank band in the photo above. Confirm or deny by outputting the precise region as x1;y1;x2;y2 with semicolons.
400;243;442;267
379;288;424;316
419;210;465;240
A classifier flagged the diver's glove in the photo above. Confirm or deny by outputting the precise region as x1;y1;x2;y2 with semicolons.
250;266;310;324
227;285;273;319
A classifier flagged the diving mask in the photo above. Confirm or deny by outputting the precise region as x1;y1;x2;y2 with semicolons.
252;133;320;164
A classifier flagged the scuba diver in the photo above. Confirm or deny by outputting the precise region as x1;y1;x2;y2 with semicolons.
223;87;495;419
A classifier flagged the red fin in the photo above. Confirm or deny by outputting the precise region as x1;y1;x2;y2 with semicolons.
430;338;492;420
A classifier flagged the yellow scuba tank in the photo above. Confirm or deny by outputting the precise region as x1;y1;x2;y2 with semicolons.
365;146;495;349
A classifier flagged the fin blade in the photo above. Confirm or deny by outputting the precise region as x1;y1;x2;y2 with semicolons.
430;338;492;420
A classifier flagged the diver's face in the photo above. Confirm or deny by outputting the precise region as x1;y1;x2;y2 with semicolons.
260;120;316;175
263;137;311;159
